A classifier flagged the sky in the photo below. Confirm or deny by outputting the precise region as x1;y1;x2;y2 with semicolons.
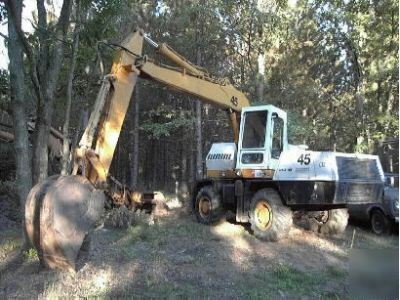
0;0;62;70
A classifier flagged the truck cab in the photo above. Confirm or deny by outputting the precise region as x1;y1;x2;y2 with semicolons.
237;105;288;173
206;105;288;179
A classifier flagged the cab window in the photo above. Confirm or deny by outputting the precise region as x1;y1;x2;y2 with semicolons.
242;111;267;148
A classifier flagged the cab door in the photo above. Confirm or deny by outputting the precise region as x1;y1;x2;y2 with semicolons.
268;112;287;170
236;109;268;172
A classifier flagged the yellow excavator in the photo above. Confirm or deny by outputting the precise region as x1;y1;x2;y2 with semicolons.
24;29;249;271
25;29;385;272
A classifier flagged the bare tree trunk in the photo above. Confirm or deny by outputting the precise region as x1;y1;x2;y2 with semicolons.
384;82;395;133
7;0;32;246
130;84;140;188
330;102;337;151
195;101;202;179
257;53;265;102
33;0;73;184
181;140;187;180
195;50;203;180
189;141;195;183
61;0;81;175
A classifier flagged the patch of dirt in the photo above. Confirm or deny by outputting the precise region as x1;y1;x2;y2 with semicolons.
0;207;398;299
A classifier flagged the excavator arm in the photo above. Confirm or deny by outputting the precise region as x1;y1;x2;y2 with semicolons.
74;30;250;187
25;29;251;272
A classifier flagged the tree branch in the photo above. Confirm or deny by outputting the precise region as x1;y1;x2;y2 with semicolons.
44;0;73;96
36;0;48;85
0;32;8;40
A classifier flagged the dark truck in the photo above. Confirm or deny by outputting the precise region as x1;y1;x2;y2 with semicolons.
348;173;399;234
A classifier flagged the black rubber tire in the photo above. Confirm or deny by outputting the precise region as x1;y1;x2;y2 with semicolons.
370;209;390;235
194;185;223;225
295;209;348;235
250;189;292;242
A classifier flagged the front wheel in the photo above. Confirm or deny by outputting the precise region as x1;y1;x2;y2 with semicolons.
194;186;223;225
370;209;390;235
250;189;292;242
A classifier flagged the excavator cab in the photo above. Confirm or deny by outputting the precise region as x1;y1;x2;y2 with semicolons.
205;105;288;179
236;105;288;172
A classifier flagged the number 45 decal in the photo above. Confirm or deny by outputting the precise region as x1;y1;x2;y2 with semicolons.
297;153;311;165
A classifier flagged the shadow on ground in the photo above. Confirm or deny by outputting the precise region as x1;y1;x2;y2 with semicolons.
0;207;398;299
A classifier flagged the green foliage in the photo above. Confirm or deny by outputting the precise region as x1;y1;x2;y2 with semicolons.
23;248;38;260
140;104;195;139
287;110;313;145
0;2;6;23
4;0;397;190
140;116;194;139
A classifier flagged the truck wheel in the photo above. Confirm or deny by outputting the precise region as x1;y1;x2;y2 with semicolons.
319;209;348;235
194;186;223;224
250;189;292;242
293;209;348;235
370;209;390;235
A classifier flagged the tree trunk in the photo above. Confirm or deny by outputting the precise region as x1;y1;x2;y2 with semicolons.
189;141;195;183
330;102;337;151
257;53;265;102
33;0;73;184
61;0;81;175
130;84;140;188
181;138;187;180
7;0;33;246
195;51;203;180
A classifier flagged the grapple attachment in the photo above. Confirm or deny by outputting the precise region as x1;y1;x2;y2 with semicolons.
25;175;104;272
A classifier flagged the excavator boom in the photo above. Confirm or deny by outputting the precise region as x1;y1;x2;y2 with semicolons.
75;30;249;187
25;29;251;271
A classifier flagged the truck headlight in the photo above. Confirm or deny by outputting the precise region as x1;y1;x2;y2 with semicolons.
395;200;399;210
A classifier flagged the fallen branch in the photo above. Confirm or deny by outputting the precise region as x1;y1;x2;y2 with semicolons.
0;129;14;141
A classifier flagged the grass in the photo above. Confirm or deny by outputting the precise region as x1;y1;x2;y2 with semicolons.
117;216;350;298
120;216;211;258
0;230;21;260
326;265;348;278
23;248;38;260
272;264;322;293
237;263;347;298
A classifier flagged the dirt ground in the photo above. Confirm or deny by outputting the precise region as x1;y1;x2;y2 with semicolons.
0;200;398;299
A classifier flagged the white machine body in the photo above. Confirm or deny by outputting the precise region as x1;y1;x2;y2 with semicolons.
206;143;237;172
204;104;385;206
274;149;385;182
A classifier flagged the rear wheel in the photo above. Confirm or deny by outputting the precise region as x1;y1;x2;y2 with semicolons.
319;209;348;235
250;189;292;242
194;186;223;224
294;209;348;235
370;209;390;235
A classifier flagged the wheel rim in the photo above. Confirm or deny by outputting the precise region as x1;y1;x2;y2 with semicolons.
314;211;329;224
372;213;384;234
254;201;272;231
198;197;212;219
